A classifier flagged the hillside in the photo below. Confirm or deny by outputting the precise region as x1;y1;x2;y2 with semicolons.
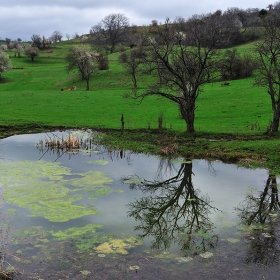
0;38;271;134
0;36;280;174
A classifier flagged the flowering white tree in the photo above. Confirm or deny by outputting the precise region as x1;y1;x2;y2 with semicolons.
24;46;40;61
0;51;12;78
65;45;99;90
14;44;24;57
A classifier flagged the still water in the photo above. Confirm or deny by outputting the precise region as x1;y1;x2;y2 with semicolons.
0;130;279;279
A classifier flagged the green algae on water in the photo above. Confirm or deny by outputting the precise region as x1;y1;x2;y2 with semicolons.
94;236;143;255
84;160;109;165
49;224;119;251
50;224;103;240
0;160;114;222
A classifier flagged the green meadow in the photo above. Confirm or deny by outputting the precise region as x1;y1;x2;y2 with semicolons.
0;40;279;171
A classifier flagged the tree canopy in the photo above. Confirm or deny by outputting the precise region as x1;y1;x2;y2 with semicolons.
120;15;226;132
65;45;99;90
0;51;12;78
90;13;130;53
255;12;280;132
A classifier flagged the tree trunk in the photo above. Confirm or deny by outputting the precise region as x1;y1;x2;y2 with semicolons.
271;113;279;132
186;111;195;133
86;79;90;90
270;99;280;132
180;102;195;133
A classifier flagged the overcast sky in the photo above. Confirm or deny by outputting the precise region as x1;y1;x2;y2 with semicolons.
0;0;270;41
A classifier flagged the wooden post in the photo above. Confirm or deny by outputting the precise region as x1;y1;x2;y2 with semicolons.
121;114;125;134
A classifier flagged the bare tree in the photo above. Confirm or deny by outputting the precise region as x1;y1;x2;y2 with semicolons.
50;30;63;43
255;13;280;132
0;51;12;78
219;48;257;80
30;34;42;49
119;47;146;89
65;45;99;90
24;46;39;61
121;15;225;132
5;38;11;45
72;32;79;39
90;13;130;53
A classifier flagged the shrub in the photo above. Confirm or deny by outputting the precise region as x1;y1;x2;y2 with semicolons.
218;49;258;80
97;53;109;70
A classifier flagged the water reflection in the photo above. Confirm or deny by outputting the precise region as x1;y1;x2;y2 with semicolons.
3;131;280;278
36;131;94;161
36;131;132;164
236;173;280;266
126;160;220;253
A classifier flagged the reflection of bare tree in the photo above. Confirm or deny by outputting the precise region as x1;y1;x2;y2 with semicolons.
126;161;219;253
236;173;280;266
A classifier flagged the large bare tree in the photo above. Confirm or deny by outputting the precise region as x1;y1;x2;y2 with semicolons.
255;13;280;132
90;13;129;53
120;14;225;132
30;34;42;49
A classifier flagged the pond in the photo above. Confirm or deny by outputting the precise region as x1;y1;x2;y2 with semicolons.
0;130;279;279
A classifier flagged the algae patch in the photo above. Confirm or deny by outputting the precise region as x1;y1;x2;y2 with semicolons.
49;224;111;250
0;160;114;222
94;236;143;255
50;224;103;240
85;160;109;165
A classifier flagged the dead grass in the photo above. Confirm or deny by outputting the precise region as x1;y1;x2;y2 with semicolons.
158;136;178;155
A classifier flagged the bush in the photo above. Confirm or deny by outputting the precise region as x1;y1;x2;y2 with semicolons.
97;53;109;70
218;49;258;80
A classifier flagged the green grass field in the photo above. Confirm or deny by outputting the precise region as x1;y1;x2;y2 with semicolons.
1;40;279;172
0;41;272;134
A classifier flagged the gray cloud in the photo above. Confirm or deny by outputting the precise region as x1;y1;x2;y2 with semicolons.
0;0;268;41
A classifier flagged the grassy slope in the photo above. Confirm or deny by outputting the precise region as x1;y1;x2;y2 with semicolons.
0;40;279;171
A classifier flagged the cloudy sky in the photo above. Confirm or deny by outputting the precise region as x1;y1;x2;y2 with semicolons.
0;0;269;41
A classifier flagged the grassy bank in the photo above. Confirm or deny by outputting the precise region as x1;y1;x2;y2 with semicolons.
0;40;279;172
